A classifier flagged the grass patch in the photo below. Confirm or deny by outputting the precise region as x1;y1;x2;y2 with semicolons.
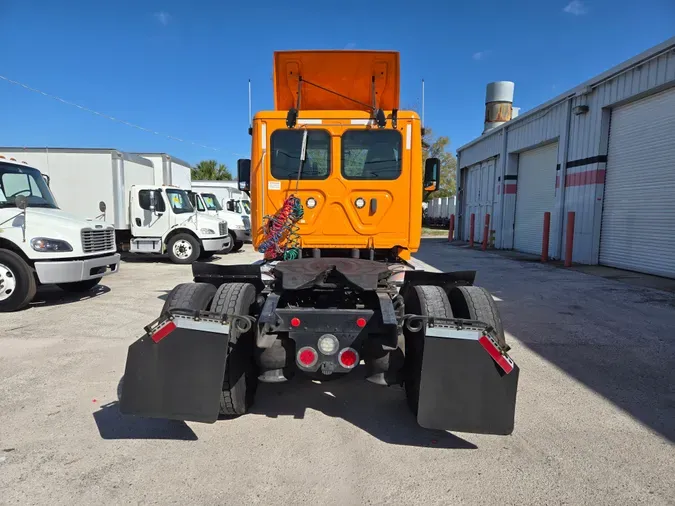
422;227;448;237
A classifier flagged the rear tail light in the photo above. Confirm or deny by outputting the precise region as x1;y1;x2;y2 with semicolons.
356;317;367;328
338;348;359;369
297;346;318;368
290;317;301;327
151;321;176;343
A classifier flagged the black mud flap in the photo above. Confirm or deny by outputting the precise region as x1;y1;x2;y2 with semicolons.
416;322;519;435
119;314;233;423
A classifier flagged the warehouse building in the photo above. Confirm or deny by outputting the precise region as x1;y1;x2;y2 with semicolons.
455;36;675;279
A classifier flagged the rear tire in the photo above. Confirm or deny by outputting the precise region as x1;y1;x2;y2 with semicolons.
403;285;453;416
57;278;101;293
448;286;506;347
161;282;217;316
0;250;37;313
167;233;200;264
209;282;259;416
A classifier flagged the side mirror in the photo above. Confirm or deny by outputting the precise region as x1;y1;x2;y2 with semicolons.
424;157;440;192
99;201;107;213
15;195;27;210
226;199;235;212
42;174;51;187
149;190;157;212
237;159;251;192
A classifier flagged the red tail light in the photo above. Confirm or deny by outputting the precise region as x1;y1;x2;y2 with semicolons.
356;317;367;328
290;317;301;327
151;321;176;343
297;346;318;368
338;348;359;369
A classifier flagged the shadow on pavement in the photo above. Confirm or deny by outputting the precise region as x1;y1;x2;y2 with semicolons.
29;285;111;308
92;401;198;441
414;239;675;443
249;371;477;449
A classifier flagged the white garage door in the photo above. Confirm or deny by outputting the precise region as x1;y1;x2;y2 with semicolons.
463;158;497;243
599;87;675;278
514;142;559;255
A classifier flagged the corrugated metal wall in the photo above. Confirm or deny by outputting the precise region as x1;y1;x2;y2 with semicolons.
456;39;675;266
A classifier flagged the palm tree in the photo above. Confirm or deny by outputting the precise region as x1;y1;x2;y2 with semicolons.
192;160;233;181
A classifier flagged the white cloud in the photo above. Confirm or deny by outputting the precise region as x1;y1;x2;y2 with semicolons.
563;1;588;15
472;51;490;61
154;11;171;26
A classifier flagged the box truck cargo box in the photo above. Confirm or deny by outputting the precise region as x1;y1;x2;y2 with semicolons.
131;153;192;189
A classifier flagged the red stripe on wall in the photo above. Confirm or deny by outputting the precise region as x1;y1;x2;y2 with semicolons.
563;169;606;187
504;183;517;194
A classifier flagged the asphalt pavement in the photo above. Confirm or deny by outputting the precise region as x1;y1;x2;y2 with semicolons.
1;241;673;505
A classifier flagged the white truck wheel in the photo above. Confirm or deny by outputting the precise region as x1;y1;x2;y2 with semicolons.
0;250;37;313
167;233;200;264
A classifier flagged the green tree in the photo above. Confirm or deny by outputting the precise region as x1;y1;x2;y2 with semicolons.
422;127;457;201
192;160;233;181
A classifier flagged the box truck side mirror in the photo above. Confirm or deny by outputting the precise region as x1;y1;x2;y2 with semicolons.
149;190;157;212
15;195;27;210
226;199;235;212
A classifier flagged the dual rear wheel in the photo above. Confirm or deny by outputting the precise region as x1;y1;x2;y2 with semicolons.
161;281;259;416
402;284;506;416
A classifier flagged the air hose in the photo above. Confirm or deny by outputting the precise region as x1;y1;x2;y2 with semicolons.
258;194;304;260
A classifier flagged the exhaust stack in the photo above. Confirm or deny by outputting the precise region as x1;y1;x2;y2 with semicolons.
483;81;515;133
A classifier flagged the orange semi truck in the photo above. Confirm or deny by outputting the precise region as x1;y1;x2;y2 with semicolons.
119;50;519;435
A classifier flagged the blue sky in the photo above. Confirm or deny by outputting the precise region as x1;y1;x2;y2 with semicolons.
1;0;673;171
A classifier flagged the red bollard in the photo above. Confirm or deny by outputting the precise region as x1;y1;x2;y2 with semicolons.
541;212;551;262
565;211;575;267
448;214;455;242
469;213;475;248
482;214;490;251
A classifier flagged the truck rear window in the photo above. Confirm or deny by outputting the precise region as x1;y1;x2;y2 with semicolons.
341;130;402;180
270;130;331;180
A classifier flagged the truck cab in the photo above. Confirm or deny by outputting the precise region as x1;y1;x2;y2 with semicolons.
0;156;120;312
188;190;250;253
128;185;230;263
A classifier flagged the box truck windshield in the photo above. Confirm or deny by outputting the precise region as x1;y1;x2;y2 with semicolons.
200;193;223;211
165;188;194;214
0;163;58;209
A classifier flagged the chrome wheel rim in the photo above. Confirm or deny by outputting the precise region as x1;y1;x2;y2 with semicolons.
0;263;17;302
173;240;193;259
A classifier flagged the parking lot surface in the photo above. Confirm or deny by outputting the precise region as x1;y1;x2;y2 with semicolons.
1;241;673;505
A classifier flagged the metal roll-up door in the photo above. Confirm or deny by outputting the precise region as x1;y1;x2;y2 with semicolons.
513;142;559;255
599;87;675;278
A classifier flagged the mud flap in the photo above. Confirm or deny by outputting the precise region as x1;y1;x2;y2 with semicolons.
416;324;519;435
119;315;232;423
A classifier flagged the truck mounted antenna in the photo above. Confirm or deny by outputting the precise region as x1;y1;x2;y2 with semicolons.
421;79;426;136
248;79;253;136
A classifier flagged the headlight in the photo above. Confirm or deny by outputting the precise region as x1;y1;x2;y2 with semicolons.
199;228;215;235
355;197;366;209
30;238;73;252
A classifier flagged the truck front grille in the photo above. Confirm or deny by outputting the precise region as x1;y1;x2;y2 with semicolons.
81;228;116;253
242;216;250;231
219;222;227;236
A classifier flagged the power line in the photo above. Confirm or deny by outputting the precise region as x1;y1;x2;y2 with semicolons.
0;74;223;152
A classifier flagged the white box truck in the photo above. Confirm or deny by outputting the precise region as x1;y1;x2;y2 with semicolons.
132;153;245;253
191;180;251;252
0;155;120;312
0;148;230;264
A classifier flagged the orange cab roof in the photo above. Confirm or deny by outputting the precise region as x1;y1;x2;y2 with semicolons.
273;50;400;112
